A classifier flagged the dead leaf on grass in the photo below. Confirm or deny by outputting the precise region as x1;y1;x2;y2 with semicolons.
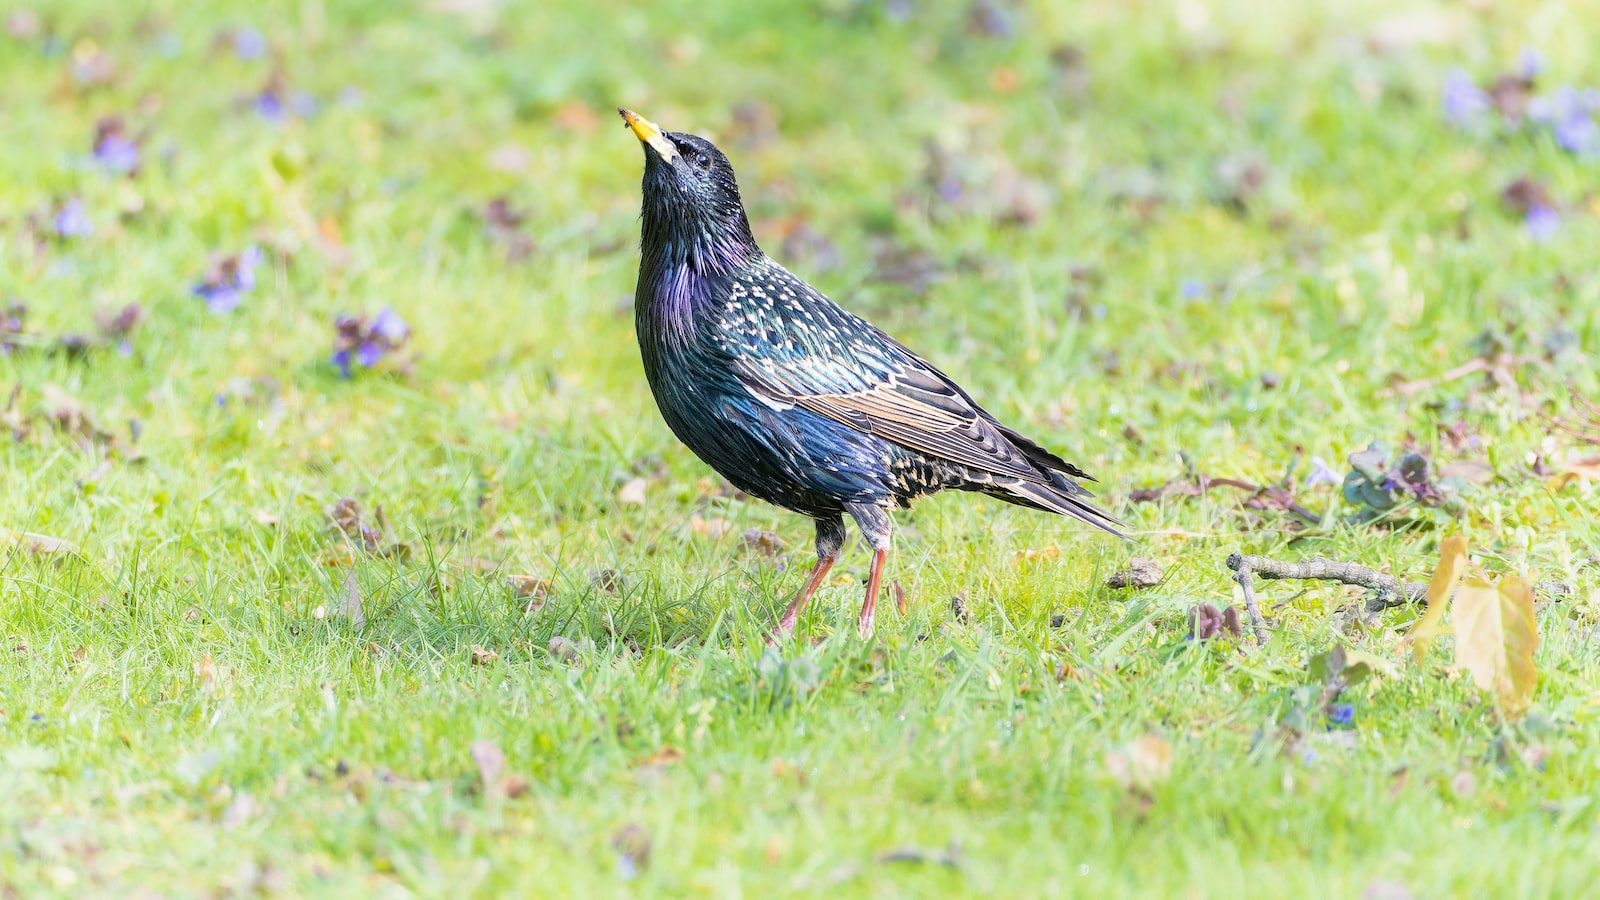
1454;575;1539;717
1107;557;1163;589
1407;536;1467;665
508;575;552;612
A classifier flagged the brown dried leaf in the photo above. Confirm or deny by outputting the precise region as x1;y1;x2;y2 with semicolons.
590;569;626;595
508;575;552;613
469;644;499;667
547;635;589;664
739;528;786;559
1107;557;1164;589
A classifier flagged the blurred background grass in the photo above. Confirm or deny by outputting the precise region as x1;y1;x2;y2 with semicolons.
3;0;1600;895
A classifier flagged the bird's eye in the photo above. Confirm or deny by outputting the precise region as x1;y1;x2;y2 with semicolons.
696;154;711;170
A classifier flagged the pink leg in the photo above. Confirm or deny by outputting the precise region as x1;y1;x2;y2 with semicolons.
776;554;836;636
856;548;888;638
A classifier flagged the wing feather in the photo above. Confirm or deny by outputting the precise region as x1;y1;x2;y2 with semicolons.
734;353;1055;486
714;260;1097;491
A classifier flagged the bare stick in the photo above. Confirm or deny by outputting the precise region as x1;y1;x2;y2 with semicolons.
1226;553;1575;625
1229;562;1272;646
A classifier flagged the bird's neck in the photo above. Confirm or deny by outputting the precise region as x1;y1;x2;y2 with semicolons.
636;207;761;344
638;196;760;281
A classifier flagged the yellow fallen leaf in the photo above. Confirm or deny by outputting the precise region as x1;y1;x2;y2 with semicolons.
1453;575;1539;718
1408;536;1467;665
1014;546;1059;564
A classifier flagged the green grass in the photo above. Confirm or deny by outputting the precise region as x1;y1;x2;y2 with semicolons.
4;0;1600;895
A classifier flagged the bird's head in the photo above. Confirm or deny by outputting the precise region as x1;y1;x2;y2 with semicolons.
620;108;758;273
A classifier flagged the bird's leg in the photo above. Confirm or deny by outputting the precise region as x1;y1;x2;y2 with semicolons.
858;547;889;638
775;515;846;636
846;504;893;638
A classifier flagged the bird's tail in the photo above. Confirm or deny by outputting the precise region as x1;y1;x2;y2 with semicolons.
998;479;1127;540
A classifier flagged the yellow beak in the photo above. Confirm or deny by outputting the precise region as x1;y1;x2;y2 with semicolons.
618;108;680;163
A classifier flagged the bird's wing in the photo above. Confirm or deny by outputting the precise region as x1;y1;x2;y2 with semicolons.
721;284;1059;486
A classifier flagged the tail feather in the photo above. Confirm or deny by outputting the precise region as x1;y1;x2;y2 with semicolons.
1001;480;1127;539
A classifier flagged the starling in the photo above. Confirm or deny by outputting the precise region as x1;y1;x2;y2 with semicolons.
619;108;1121;637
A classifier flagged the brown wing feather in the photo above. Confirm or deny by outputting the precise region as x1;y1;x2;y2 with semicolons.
735;358;1055;486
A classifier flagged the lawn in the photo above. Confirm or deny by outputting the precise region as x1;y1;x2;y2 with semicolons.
3;0;1600;895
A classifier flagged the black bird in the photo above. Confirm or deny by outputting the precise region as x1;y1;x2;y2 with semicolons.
620;108;1121;637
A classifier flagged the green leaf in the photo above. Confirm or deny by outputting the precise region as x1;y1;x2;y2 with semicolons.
1309;645;1396;687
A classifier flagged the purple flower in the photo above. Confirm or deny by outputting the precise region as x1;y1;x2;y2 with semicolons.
1530;86;1600;154
1305;456;1342;487
370;306;410;343
254;90;284;122
1553;113;1599;153
1517;48;1544;80
1525;203;1560;241
1;303;24;355
1327;703;1354;726
289;91;319;119
1442;69;1489;124
233;27;266;60
53;199;92;239
331;306;410;378
192;246;262;314
253;77;317;122
1179;278;1206;300
92;118;140;175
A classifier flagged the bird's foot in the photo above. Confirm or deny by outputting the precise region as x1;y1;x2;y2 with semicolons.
765;608;800;646
856;604;876;639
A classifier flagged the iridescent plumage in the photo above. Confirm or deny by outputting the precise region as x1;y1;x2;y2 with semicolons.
620;108;1120;636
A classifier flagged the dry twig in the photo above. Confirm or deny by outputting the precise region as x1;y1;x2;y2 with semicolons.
1225;552;1575;645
